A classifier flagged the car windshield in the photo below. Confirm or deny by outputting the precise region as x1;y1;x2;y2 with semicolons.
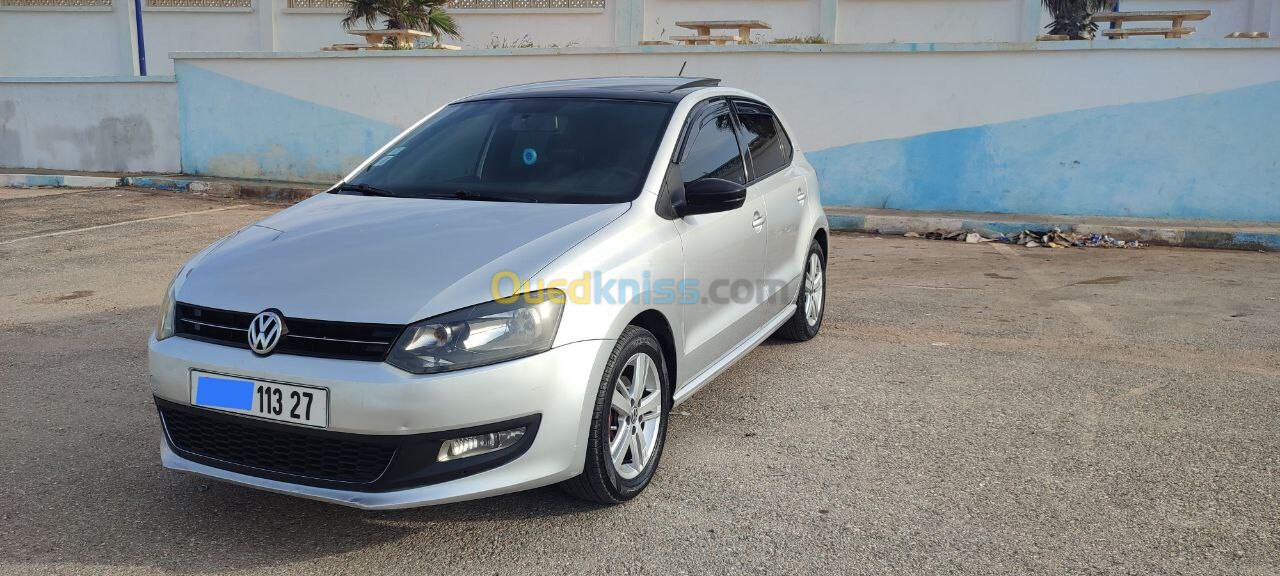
340;98;674;204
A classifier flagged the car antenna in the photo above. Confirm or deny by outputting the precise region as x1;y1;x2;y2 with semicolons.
678;61;687;77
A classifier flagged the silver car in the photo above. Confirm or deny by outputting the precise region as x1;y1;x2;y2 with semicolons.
150;77;829;509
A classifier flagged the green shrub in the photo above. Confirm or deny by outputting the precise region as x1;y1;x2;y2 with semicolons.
770;35;827;44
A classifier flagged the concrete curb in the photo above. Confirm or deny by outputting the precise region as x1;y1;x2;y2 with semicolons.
1;171;323;203
828;210;1280;252
0;173;123;189
121;176;322;203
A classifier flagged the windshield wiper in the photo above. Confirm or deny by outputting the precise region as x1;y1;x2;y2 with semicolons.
331;182;397;197
448;189;538;203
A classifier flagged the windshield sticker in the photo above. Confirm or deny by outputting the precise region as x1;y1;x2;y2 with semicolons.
522;148;538;166
372;156;393;167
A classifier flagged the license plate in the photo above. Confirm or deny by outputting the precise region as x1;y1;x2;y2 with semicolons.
190;371;328;428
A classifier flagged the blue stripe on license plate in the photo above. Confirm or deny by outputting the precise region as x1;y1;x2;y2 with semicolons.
195;376;254;410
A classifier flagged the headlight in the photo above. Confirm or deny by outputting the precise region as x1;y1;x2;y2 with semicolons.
154;275;178;341
386;290;565;374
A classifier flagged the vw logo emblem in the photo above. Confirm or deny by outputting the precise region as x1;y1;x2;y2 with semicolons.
247;310;285;356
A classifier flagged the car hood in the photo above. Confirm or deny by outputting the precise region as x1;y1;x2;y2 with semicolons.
177;193;628;324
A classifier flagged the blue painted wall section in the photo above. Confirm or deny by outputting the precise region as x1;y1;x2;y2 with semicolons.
175;63;1279;222
808;80;1280;221
177;63;401;183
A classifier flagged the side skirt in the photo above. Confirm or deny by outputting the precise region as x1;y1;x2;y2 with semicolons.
672;304;796;406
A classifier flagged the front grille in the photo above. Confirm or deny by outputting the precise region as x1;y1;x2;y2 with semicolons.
161;405;396;484
174;303;403;361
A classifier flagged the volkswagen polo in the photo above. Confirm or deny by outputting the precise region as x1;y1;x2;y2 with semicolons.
150;77;828;509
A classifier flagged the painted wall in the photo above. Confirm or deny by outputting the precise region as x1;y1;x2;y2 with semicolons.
274;7;616;51
172;43;1280;221
0;78;180;173
1038;0;1276;38
645;0;822;43
839;0;1026;43
4;0;1280;77
0;5;134;76
141;10;261;76
811;80;1280;220
1107;0;1255;38
275;11;356;52
449;10;615;48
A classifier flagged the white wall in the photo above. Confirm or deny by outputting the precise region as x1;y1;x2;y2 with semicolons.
177;43;1280;151
142;10;260;75
451;10;615;48
276;10;358;51
1112;0;1254;38
274;8;615;51
839;0;1027;43
0;6;133;76
1;0;1278;77
169;44;1280;222
645;0;822;42
1039;0;1275;38
0;78;180;172
0;1;619;76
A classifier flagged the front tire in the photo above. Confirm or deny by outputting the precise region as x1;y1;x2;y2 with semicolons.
560;326;670;504
774;239;826;342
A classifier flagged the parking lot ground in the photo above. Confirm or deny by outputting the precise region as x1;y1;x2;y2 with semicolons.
2;188;1278;575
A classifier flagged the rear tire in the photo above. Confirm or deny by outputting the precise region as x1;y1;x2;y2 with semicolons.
560;326;670;504
774;239;826;342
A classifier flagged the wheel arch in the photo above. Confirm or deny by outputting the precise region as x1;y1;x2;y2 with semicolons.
627;309;677;392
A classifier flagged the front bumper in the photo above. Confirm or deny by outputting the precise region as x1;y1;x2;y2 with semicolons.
149;335;611;509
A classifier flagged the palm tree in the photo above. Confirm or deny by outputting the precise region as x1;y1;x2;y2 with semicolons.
343;0;461;45
1042;0;1112;39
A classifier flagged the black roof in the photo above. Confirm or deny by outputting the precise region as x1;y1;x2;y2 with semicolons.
460;77;721;103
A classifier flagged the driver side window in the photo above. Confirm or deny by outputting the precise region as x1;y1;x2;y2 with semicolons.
679;102;746;187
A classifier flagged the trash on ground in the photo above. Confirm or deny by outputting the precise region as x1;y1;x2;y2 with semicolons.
899;227;1143;249
1009;228;1142;249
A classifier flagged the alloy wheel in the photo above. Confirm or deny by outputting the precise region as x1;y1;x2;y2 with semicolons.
804;252;824;326
608;352;663;480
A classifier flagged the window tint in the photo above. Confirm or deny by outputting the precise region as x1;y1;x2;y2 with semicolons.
733;101;792;179
679;102;746;187
346;98;673;204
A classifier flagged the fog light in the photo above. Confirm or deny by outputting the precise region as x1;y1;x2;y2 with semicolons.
437;427;526;462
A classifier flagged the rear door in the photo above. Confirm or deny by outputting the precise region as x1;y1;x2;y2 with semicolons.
732;99;806;317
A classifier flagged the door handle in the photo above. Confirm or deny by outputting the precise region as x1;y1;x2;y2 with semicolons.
751;211;765;230
795;188;807;203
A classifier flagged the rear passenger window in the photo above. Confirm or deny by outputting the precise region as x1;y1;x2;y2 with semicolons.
734;101;792;180
679;102;746;186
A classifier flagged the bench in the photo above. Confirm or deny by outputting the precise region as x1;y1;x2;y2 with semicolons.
668;34;740;46
1091;10;1209;39
1101;26;1196;39
322;43;387;51
346;28;432;49
671;20;771;45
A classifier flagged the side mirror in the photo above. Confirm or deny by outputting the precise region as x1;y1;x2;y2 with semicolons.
672;177;747;218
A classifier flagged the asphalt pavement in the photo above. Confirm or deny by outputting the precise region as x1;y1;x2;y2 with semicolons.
1;187;1277;575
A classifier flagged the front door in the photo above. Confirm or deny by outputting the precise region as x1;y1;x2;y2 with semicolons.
672;99;767;374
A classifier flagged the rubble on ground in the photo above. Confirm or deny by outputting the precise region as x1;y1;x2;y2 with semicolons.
896;227;1142;249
